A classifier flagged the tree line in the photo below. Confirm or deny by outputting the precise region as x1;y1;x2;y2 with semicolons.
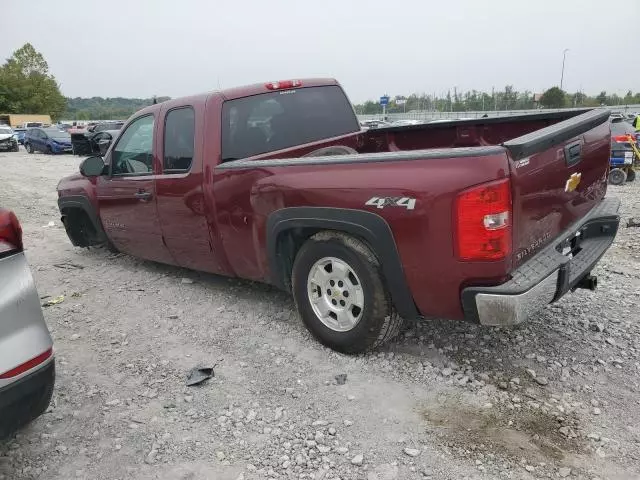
0;44;67;120
0;43;166;121
354;86;640;115
63;96;171;120
2;44;639;122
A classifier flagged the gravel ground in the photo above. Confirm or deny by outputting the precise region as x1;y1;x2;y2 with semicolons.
0;149;639;480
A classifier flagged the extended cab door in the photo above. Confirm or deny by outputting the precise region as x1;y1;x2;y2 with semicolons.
95;114;175;264
154;101;225;274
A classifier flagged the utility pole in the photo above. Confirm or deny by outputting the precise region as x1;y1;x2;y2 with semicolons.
560;49;569;90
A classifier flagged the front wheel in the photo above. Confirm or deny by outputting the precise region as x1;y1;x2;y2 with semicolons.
291;231;403;354
25;142;34;154
609;168;627;185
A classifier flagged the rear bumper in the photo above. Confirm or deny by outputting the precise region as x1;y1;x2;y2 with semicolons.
51;144;73;153
461;197;620;326
0;360;55;438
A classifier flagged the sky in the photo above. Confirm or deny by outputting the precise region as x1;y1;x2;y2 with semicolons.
3;0;639;103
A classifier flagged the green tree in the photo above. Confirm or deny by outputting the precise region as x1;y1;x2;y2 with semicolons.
539;87;566;108
0;43;66;120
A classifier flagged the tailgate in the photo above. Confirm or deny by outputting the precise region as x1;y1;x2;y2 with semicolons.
503;109;611;267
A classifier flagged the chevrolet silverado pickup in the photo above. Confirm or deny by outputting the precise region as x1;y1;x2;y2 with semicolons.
56;78;620;353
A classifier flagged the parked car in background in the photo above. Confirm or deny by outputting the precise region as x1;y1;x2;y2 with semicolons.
71;122;124;156
360;119;390;129
88;121;124;133
24;128;73;154
57;78;619;353
19;122;44;129
391;119;422;126
609;117;640;184
13;128;26;145
0;126;19;152
0;208;55;438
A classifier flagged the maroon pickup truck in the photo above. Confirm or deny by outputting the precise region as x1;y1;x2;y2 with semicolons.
57;78;620;353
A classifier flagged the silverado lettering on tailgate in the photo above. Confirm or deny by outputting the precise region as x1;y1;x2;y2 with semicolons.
516;232;551;262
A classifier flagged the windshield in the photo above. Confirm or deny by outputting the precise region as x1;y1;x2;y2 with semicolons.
0;128;12;135
44;129;71;140
221;85;359;161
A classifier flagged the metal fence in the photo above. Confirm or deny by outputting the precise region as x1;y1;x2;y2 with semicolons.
357;105;640;123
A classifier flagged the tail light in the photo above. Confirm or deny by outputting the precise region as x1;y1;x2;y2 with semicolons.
265;80;303;90
456;179;512;261
0;348;53;379
0;209;23;255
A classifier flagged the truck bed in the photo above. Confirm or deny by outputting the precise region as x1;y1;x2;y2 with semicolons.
219;108;611;319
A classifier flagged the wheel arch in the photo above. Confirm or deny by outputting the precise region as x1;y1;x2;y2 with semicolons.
266;207;419;320
58;195;106;247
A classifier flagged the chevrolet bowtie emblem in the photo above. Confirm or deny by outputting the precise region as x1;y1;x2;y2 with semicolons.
565;172;581;192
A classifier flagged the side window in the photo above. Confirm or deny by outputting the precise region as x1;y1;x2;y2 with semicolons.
163;107;195;173
111;115;154;176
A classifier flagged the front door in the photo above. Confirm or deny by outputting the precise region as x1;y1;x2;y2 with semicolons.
32;129;45;152
154;104;225;273
96;114;175;264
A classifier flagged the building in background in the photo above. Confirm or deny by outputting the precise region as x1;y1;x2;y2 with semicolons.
0;114;52;128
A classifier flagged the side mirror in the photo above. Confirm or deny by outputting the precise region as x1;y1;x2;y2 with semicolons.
79;155;107;177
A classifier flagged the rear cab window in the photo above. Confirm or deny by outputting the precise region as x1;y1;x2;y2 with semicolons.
163;107;195;173
221;85;359;161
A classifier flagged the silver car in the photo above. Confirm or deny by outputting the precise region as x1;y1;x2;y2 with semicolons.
0;208;55;439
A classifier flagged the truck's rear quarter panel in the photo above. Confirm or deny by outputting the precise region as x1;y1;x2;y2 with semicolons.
213;149;512;320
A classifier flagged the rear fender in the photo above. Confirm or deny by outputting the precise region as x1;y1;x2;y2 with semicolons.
266;207;419;320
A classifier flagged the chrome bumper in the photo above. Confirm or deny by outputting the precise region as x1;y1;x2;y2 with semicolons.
461;197;620;327
474;271;559;326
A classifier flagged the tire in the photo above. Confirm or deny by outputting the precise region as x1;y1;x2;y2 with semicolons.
104;238;119;254
626;169;636;182
25;142;34;154
291;231;403;354
46;145;53;155
609;168;627;185
12;144;19;152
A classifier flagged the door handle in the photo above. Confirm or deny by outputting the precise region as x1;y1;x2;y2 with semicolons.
134;191;152;201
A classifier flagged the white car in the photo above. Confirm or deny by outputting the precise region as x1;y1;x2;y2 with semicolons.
0;208;55;438
0;126;19;152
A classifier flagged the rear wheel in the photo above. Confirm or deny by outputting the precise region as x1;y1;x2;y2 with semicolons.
626;169;636;182
291;231;403;354
609;168;627;185
25;142;34;154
